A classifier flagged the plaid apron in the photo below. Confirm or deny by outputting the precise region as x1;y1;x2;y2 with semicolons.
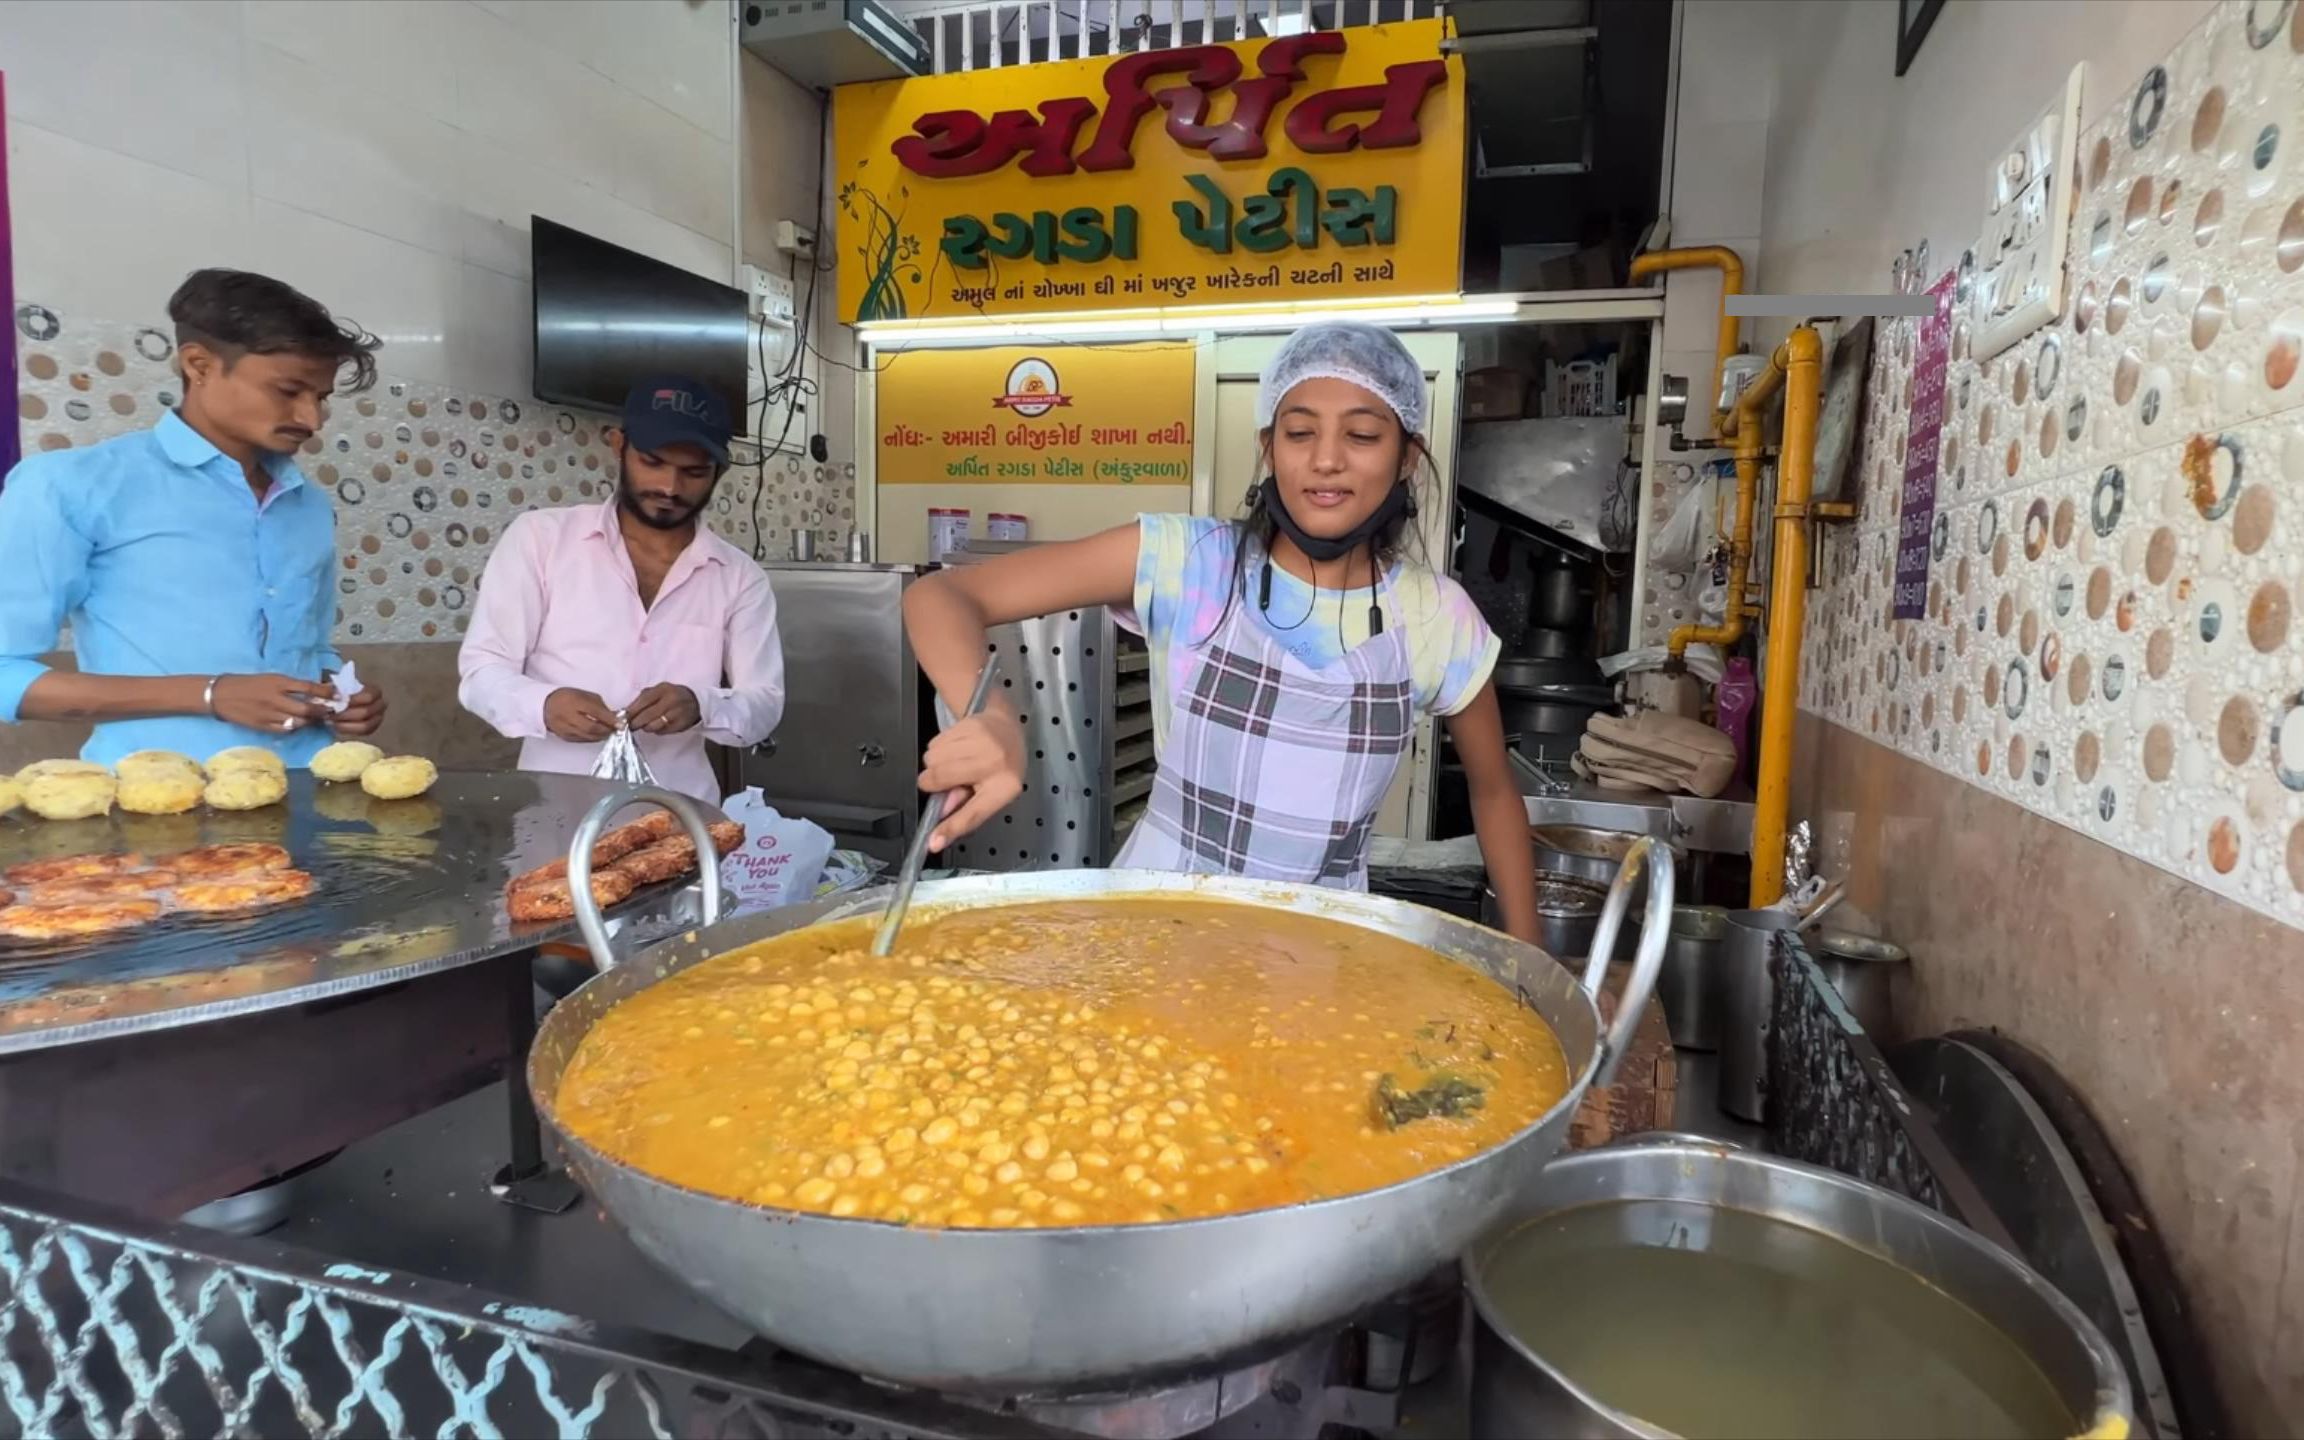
1115;567;1413;890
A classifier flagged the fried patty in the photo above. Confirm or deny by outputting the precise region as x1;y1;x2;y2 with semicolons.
25;870;179;904
169;869;316;914
169;843;294;879
5;852;148;888
608;836;698;886
0;898;164;941
505;869;637;922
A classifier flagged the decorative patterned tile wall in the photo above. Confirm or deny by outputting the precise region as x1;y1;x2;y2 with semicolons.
1800;0;2304;928
11;302;856;645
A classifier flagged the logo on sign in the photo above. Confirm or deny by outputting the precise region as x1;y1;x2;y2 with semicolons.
993;358;1068;417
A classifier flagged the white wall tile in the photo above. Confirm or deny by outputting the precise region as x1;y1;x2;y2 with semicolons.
609;86;734;243
446;262;536;400
5;121;252;323
250;201;461;388
455;132;730;286
479;0;734;142
1671;121;1770;241
0;0;251;190
245;40;466;258
239;0;462;125
452;2;624;194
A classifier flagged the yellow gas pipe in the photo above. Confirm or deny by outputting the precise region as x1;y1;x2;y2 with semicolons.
1749;326;1824;907
1665;350;1783;661
1626;245;1745;436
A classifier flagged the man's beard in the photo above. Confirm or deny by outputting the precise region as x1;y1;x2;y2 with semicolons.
617;465;714;531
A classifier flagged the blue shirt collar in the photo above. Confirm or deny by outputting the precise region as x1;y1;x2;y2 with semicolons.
156;410;307;494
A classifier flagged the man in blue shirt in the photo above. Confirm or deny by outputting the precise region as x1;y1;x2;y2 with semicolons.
0;269;388;765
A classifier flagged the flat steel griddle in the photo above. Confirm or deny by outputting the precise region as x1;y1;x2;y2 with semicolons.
0;770;718;1055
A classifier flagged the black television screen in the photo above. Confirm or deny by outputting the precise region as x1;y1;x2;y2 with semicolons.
531;217;750;435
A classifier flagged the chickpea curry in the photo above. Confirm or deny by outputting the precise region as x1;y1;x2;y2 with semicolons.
555;898;1571;1230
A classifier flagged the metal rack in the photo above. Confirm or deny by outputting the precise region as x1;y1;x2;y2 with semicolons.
945;608;1121;872
0;1181;1044;1440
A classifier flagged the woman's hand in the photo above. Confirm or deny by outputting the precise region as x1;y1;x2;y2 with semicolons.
918;707;1026;852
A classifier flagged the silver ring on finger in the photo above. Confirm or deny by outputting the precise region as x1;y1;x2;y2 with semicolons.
281;716;298;731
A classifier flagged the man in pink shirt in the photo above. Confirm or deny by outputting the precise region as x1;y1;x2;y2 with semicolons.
457;376;783;805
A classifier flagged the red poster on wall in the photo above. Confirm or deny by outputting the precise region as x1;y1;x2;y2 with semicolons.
1891;271;1958;620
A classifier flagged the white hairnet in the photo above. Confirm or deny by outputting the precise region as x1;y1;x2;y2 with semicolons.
1254;320;1426;438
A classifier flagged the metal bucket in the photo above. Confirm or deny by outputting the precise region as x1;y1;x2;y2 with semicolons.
1465;1142;2134;1439
1718;908;1800;1122
1656;905;1728;1051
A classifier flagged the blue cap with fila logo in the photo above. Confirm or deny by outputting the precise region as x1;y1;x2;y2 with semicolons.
621;374;733;464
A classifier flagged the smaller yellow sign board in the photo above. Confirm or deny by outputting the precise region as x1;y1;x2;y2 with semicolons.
876;343;1195;486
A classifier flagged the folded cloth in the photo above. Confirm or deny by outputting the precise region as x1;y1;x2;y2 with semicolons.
1583;710;1738;797
1580;730;1696;779
1570;751;1685;794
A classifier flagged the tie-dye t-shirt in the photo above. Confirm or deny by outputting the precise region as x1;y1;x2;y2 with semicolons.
1120;514;1501;754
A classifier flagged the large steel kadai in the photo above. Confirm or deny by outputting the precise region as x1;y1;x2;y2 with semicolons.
531;789;1675;1393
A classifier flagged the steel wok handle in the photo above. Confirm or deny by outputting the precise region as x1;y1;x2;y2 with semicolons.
1577;835;1676;1089
567;785;726;972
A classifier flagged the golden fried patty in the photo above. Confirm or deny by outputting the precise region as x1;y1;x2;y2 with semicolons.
505;869;636;922
169;869;316;914
168;843;294;879
608;837;697;886
24;870;178;904
5;852;148;888
0;898;164;941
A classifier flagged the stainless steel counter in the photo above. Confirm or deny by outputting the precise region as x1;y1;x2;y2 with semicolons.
1511;756;1755;856
0;771;712;1055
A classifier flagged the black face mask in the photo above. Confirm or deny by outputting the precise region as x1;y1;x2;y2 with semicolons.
1255;476;1416;637
1257;474;1416;561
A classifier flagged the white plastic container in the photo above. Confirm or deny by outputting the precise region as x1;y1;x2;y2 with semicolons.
987;513;1029;542
928;508;971;561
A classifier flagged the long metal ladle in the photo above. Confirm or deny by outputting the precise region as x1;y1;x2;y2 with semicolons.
872;660;1000;957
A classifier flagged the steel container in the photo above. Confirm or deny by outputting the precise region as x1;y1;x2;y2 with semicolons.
1717;907;1800;1121
1465;1142;2134;1439
533;791;1676;1393
1809;929;1908;1040
1655;905;1728;1051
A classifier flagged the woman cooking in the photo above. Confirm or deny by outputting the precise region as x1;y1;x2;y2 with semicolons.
903;321;1541;944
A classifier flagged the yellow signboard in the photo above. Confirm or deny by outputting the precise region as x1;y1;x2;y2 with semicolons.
877;343;1194;485
833;20;1464;324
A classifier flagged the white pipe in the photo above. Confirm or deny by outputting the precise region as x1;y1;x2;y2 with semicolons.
727;0;744;286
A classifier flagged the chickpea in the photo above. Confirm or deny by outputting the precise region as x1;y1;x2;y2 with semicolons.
994;1160;1024;1185
900;1183;932;1205
795;1178;837;1207
922;1117;960;1146
1022;1134;1052;1162
824;1154;855;1179
962;1173;990;1196
830;1194;862;1218
1046;1156;1080;1183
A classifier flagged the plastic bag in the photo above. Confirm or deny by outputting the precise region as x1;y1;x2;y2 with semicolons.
1649;467;1716;572
591;712;657;787
322;660;362;715
1599;643;1726;686
717;787;837;916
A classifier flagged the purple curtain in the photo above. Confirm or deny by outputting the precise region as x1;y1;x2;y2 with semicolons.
0;73;17;487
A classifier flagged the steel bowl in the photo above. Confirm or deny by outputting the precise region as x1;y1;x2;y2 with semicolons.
1466;1141;2135;1438
532;793;1677;1394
